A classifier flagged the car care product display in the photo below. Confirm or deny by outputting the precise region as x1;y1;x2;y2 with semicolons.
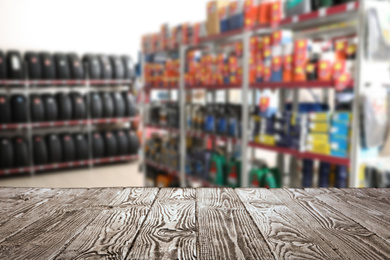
0;48;138;177
141;1;390;189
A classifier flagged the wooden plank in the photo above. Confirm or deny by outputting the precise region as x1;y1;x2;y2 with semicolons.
305;188;390;244
127;188;197;260
0;188;123;260
197;188;274;260
0;188;60;216
274;189;390;259
236;188;341;259
0;188;90;243
55;188;159;259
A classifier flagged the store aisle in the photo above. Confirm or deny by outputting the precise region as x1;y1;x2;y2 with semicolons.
0;162;143;188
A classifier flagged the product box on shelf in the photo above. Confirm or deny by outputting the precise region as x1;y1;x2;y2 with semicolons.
207;0;231;36
271;45;283;82
244;0;259;28
219;6;230;33
282;43;293;82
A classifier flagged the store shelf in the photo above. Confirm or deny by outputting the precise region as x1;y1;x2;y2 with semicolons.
187;130;241;143
299;152;350;166
251;81;334;89
249;141;350;166
146;124;179;133
186;84;241;90
249;142;298;156
0;155;138;176
200;28;246;43
0;79;132;86
145;159;179;176
280;1;360;29
0;117;137;130
144;85;178;91
251;80;355;90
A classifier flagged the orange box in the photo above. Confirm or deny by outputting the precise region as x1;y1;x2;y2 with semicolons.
294;64;306;82
245;0;259;28
270;1;282;25
318;61;332;81
283;55;293;82
332;60;346;81
258;1;272;24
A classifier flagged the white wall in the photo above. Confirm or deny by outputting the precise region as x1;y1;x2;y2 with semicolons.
0;0;209;61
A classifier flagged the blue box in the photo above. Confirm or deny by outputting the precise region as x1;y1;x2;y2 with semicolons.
220;19;229;33
331;139;349;150
331;149;349;158
333;112;352;122
330;124;349;136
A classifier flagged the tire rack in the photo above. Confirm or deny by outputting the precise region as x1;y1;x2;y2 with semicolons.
0;74;139;176
141;0;390;188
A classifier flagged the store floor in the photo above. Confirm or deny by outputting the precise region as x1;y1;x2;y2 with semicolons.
0;162;143;188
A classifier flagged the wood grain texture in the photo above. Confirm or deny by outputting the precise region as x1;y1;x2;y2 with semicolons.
127;188;197;260
305;188;390;244
197;188;274;260
0;188;122;260
0;188;87;243
236;188;340;259
55;188;159;259
274;189;390;259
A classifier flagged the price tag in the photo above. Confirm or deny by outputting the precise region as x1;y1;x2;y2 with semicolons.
110;157;114;162
47;80;52;85
292;16;299;23
80;161;84;166
78;120;83;125
54;164;58;169
64;121;69;126
2;125;6;130
17;124;23;129
19;168;24;173
95;159;100;164
5;169;10;175
50;122;54;127
319;8;326;17
39;166;44;170
121;156;125;160
68;162;73;167
62;80;66;85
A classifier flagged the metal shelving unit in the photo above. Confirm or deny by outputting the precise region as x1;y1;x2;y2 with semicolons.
141;0;390;188
0;73;138;176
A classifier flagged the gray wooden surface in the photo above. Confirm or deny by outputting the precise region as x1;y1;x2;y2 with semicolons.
0;187;389;259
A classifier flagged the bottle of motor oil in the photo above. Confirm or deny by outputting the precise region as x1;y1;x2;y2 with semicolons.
269;168;282;188
204;105;216;133
306;43;320;81
209;151;227;186
217;105;228;135
318;162;332;187
227;158;241;188
335;165;348;188
263;169;278;188
302;159;314;188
